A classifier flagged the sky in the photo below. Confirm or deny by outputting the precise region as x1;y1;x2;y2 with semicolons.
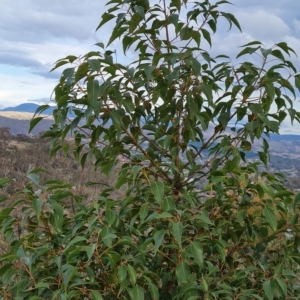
1;0;300;132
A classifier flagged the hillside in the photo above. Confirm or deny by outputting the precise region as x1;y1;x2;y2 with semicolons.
0;132;122;205
0;112;54;136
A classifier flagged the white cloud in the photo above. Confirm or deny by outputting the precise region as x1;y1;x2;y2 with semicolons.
0;73;56;107
293;19;300;32
235;10;290;42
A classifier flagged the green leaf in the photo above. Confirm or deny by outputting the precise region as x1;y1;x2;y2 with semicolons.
32;198;43;221
107;24;128;46
172;222;183;248
118;265;127;282
196;210;213;225
265;82;275;100
88;59;101;72
236;46;260;58
146;279;159;300
27;173;39;186
0;178;13;188
27;167;47;174
62;264;78;287
87;80;101;108
29;117;44;133
259;151;268;167
0;263;13;277
263;279;275;300
94;42;105;49
207;19;216;33
153;230;165;254
294;193;300;212
150;181;164;205
190;242;204;270
139;204;148;223
271;49;285;62
169;13;179;27
105;209;116;226
189;57;201;76
295;75;300;92
33;104;51;118
123;35;135;54
75;62;89;82
144;66;155;80
111;110;122;136
62;67;75;80
176;262;190;285
64;236;86;252
91;291;104;300
241;140;251;151
127;264;137;285
85;244;96;261
116;13;126;24
171;0;181;12
180;26;193;40
96;13;115;31
260;48;272;58
276;42;297;56
50;60;69;72
276;278;287;298
240;41;262;47
258;182;274;199
102;233;117;247
135;6;145;18
132;284;144;300
163;196;175;212
34;282;50;289
155;212;172;219
201;83;213;104
222;12;242;32
201;28;211;47
263;207;277;231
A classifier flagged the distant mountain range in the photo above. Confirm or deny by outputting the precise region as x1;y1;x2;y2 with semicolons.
0;103;55;115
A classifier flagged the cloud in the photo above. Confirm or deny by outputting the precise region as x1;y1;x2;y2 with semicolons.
27;97;53;104
0;50;60;80
0;0;108;44
235;10;290;41
0;72;56;108
0;0;114;83
293;19;300;32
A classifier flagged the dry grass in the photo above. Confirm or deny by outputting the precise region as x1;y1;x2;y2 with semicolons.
0;111;53;120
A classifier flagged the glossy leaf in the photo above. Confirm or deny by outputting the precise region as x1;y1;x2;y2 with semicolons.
150;181;164;205
263;207;277;231
190;242;204;270
172;222;183;248
263;279;275;300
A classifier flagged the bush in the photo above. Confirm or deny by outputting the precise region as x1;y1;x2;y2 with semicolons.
2;0;300;298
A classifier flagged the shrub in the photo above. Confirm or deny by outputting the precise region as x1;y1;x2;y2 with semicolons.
2;0;300;298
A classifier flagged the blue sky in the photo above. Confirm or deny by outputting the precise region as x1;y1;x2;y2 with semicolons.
1;0;300;132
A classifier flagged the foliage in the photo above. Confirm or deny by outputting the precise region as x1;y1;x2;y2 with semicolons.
2;0;300;298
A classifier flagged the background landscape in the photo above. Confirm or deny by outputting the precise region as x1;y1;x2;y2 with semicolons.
1;103;300;191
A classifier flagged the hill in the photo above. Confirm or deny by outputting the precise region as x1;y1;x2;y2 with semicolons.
0;103;55;115
0;132;121;203
0;112;54;136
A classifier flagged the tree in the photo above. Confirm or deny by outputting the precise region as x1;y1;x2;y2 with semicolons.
1;0;300;298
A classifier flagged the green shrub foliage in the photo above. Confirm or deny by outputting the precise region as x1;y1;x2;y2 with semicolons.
2;0;300;298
